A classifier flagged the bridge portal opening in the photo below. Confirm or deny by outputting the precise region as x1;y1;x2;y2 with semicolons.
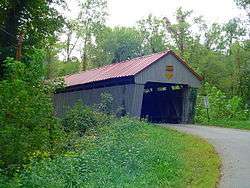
140;82;184;123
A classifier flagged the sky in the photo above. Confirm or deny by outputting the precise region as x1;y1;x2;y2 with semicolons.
65;0;245;26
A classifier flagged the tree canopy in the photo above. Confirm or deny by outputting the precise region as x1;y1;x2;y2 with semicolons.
0;0;64;78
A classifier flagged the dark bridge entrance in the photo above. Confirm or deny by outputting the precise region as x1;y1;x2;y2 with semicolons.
140;82;184;123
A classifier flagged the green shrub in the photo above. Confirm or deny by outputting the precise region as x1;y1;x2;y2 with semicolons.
196;82;249;123
0;52;62;175
96;93;126;117
96;92;114;115
62;102;97;136
61;102;111;136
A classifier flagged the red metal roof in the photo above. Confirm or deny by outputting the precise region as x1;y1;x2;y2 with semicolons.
65;50;203;87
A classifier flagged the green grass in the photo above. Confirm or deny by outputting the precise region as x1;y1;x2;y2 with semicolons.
4;118;220;188
200;120;250;130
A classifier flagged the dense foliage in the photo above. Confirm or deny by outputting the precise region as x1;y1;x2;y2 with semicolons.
196;83;249;123
95;93;114;115
234;0;250;9
62;101;111;136
0;51;62;175
0;0;64;78
87;27;145;67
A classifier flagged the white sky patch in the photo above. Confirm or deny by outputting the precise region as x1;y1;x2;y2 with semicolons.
64;0;244;26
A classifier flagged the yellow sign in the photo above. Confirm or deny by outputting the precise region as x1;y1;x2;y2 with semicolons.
166;65;174;79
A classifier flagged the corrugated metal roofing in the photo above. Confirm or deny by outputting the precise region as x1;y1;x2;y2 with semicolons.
65;50;202;87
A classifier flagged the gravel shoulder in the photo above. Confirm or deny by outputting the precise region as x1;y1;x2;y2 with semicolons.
162;124;250;188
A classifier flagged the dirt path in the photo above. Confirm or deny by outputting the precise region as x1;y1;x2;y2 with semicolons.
163;124;250;188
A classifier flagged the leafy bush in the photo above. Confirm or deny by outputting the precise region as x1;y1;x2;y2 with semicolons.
96;92;114;115
62;102;97;136
61;101;111;136
0;52;62;175
196;82;249;123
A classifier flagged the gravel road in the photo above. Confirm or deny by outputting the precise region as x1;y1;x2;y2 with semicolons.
163;124;250;188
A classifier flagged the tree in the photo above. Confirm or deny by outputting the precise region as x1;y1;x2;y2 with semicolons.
203;18;246;54
108;27;144;63
229;41;250;100
234;0;250;14
88;27;144;67
64;21;75;62
0;0;64;78
234;0;250;8
163;7;215;70
137;14;167;54
222;18;246;54
204;23;224;50
198;50;231;91
60;20;80;62
0;51;63;175
163;7;193;57
77;0;108;70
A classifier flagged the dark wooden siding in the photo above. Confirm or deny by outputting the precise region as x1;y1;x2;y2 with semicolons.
54;84;144;117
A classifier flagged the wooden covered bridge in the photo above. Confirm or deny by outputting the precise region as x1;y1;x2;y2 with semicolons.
54;50;203;123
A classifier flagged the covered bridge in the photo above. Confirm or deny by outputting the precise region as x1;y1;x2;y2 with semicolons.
54;50;203;123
